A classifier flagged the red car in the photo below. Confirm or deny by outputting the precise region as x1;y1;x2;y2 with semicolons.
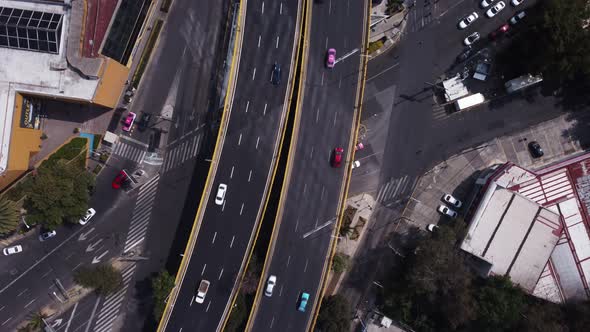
326;48;336;68
122;112;137;132
112;170;128;189
489;24;509;40
332;147;344;167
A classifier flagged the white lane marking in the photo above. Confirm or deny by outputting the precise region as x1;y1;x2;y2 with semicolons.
212;232;217;244
261;1;264;14
206;301;211;312
238;133;242;145
201;264;207;276
222;201;226;211
190;295;195;306
321;186;325;201
84;297;101;332
280;3;283;14
321;72;324;86
256;137;260;149
258;35;261;47
279;285;284;297
124;237;144;253
41;269;52;279
310;146;314;159
334;111;338;126
218;268;224;280
0;306;4;312
275;36;280;48
1;318;11;326
240;203;245;215
295;218;299;232
329;0;332;14
64;302;78;332
248;170;252;182
17;288;28;297
263;103;268;115
24;298;36;308
252;67;256;80
230;236;235;248
316;108;320;123
270;316;275;329
304;259;309;273
245;100;250;113
325;36;329;49
286;255;291;267
230;166;234;179
72;262;82;271
303;183;307;194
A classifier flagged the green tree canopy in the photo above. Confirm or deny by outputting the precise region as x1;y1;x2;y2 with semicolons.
474;276;527;331
317;295;351;332
74;264;122;295
151;270;175;320
24;160;94;229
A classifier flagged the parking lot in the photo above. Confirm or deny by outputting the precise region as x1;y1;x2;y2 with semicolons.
403;112;585;230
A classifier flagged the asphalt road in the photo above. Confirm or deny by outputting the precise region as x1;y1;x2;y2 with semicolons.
250;0;366;330
343;0;564;317
0;0;228;330
162;0;301;331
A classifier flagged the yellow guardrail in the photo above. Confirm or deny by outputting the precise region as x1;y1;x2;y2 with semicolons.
308;0;372;330
155;0;244;330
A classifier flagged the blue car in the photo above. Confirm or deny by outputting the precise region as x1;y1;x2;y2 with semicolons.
298;292;310;312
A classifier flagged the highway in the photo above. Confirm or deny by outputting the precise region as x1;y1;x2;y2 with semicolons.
161;0;302;331
249;0;368;330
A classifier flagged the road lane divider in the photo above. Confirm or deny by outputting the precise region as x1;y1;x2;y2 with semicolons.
308;0;372;330
155;0;246;330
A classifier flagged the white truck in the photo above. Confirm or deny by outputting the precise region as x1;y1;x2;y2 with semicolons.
195;280;210;304
454;93;485;111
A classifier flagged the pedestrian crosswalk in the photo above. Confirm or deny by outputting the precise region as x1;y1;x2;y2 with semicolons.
112;140;147;164
93;263;136;332
161;133;202;173
376;175;417;205
123;174;160;253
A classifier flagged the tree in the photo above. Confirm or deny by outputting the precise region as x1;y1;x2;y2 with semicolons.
317;295;351;332
331;253;349;273
0;197;20;235
151;270;175;320
19;310;49;331
474;276;527;331
24;160;94;229
74;264;122;295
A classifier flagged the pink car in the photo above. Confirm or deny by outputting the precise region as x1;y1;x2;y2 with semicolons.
326;48;336;68
122;112;136;132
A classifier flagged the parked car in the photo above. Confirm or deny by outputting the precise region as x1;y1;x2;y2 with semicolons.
427;224;438;232
443;194;463;208
486;1;505;17
463;32;480;46
298;292;310;312
122;112;136;132
480;0;495;8
79;208;96;225
354;142;364;151
112;170;128;189
528;141;544;158
456;47;473;63
351;160;361;169
458;12;478;29
326;48;336;68
195;280;210;304
137;112;152;131
509;11;526;25
39;230;57;242
332;147;344;168
215;183;227;205
489;24;510;40
511;0;525;6
270;63;282;85
265;275;277;297
438;204;458;218
3;245;23;256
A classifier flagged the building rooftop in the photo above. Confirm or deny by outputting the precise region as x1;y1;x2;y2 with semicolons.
465;153;590;303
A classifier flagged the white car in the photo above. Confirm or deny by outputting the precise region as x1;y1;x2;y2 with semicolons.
215;183;227;205
438;204;458;218
509;11;526;24
265;275;277;297
351;160;361;169
427;224;438;232
511;0;524;6
3;245;23;256
486;1;506;17
463;32;480;46
443;194;462;208
458;12;478;29
79;208;96;225
480;0;495;8
195;279;210;304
